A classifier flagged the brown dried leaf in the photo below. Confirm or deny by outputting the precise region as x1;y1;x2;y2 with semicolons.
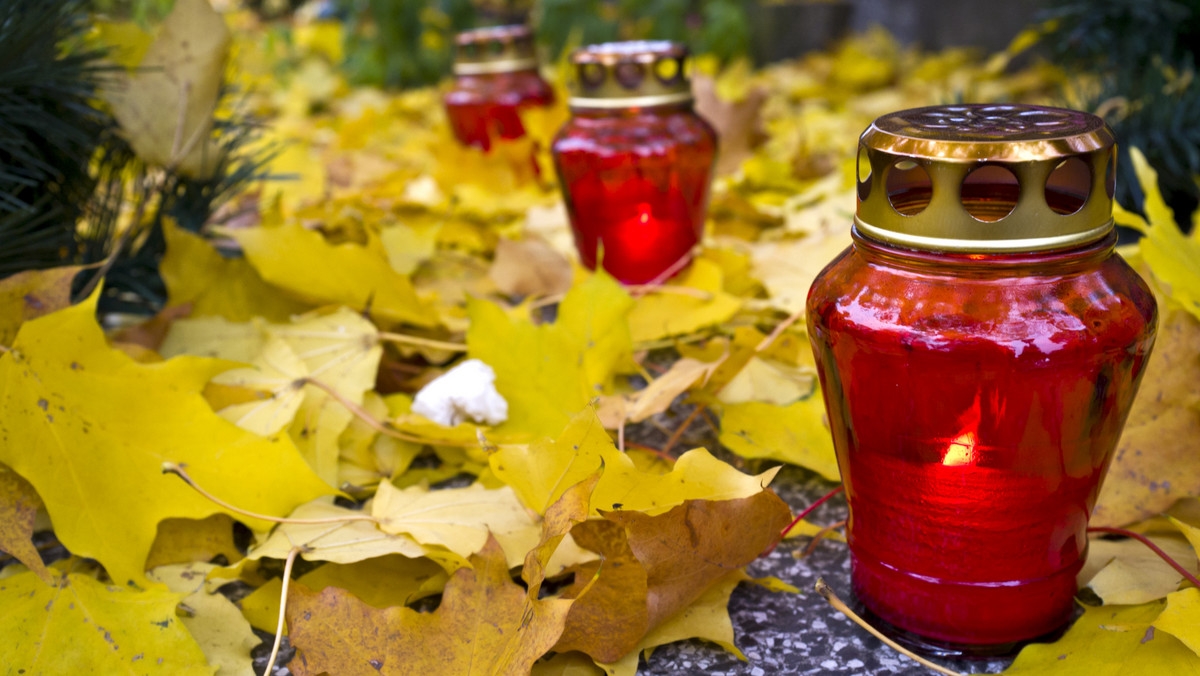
0;265;83;346
490;236;575;298
693;75;767;176
286;536;572;676
1093;305;1200;526
554;491;791;662
0;463;51;583
608;491;791;629
553;520;650;662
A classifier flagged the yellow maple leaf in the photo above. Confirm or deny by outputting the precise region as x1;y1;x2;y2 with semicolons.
468;272;634;439
0;571;211;674
1155;588;1200;658
231;219;436;328
490;408;780;517
0;294;332;586
161;220;309;322
1116;147;1200;322
147;562;259;675
372;482;544;569
717;388;841;482
628;257;742;345
1005;600;1198;674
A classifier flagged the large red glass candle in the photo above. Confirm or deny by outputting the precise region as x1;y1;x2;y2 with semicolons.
444;25;554;152
551;42;717;284
806;105;1157;649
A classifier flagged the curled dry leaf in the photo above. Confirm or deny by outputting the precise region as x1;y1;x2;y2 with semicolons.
555;491;791;663
105;0;229;178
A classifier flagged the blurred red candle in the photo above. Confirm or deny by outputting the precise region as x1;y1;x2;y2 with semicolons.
806;105;1158;650
444;25;553;151
551;41;716;284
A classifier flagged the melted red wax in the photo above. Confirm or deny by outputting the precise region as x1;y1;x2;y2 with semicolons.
807;230;1157;646
552;105;716;284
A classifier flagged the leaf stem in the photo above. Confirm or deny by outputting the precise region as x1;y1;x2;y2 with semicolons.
266;546;301;675
300;377;483;448
376;332;467;352
1087;526;1200;588
162;463;377;525
815;578;964;676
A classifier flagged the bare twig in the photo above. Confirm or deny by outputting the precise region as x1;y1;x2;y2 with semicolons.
780;485;844;540
801;519;847;558
815;578;965;676
756;308;805;353
660;405;706;456
162;463;377;525
266;546;302;674
1088;526;1200;588
624;442;676;465
639;249;694;288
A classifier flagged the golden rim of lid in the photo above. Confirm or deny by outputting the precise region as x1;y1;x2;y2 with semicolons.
567;41;693;110
855;104;1118;253
453;25;539;75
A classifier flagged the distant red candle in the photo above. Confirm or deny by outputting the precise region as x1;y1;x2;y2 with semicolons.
552;41;716;284
444;25;553;152
807;105;1157;650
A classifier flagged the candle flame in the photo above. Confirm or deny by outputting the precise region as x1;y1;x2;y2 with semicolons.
637;203;651;225
942;430;978;466
942;394;982;466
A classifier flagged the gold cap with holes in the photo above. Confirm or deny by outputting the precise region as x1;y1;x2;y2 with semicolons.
855;104;1117;253
567;41;693;110
453;25;539;76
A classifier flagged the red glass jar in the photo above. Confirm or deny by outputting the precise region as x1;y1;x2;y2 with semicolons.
551;42;717;284
806;105;1157;650
444;25;554;152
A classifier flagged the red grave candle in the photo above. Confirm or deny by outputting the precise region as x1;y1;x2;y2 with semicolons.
552;42;717;284
444;25;554;152
806;105;1158;650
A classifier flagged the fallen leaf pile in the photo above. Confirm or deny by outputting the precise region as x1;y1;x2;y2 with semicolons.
1;2;1198;674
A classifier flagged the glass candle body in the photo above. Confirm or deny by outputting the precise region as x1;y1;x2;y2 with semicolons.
443;69;554;151
551;104;716;284
806;230;1157;647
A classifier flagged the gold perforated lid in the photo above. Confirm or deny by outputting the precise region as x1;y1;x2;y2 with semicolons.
453;25;539;76
855;104;1117;253
567;41;693;110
